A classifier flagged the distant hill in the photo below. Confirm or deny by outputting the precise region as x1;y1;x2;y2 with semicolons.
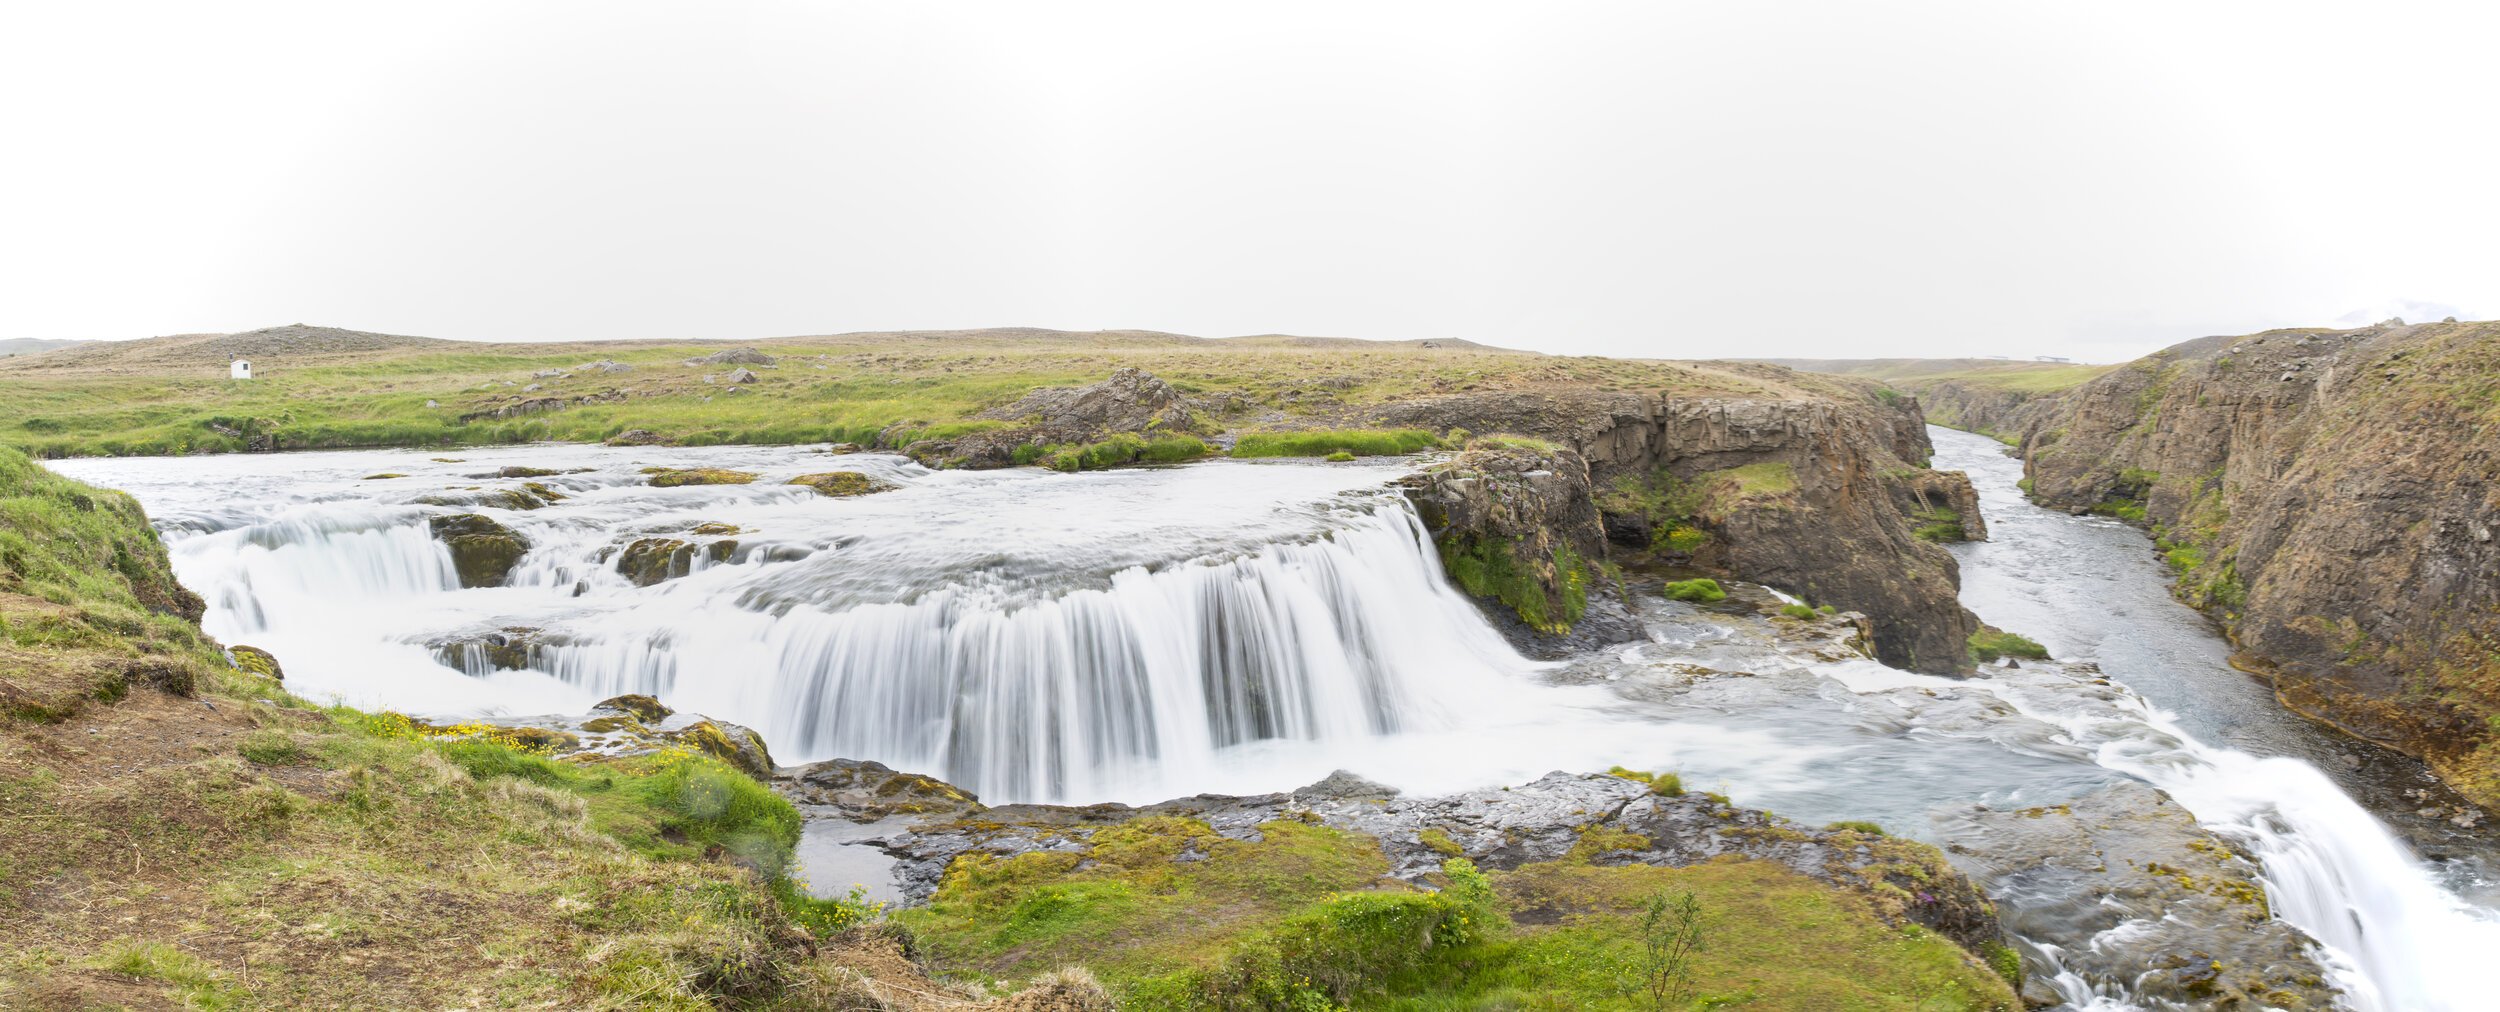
1741;357;2116;394
0;338;91;358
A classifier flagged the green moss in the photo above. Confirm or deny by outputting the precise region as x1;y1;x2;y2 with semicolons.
1661;578;1725;603
1324;451;1356;462
1229;429;1439;458
1968;631;2051;664
1041;433;1213;471
1439;536;1588;634
646;467;757;487
1701;461;1798;501
1826;821;1887;837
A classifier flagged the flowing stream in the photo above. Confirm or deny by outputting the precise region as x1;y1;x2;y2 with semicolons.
50;429;2500;1010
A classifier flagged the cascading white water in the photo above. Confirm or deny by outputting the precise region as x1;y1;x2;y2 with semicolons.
51;432;2500;1010
63;443;1548;803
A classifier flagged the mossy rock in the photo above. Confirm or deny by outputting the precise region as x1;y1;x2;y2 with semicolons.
520;481;569;502
1661;578;1726;603
362;473;405;480
229;645;284;683
647;468;758;487
496;466;560;478
427;513;529;588
689;522;741;536
788;471;898;498
616;538;695;587
663;719;778;781
594;693;674;723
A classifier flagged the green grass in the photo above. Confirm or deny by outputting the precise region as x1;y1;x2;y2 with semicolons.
1661;578;1725;603
899;812;2018;1011
1229;429;1440;458
1968;631;2050;664
1701;462;1798;501
1042;434;1214;471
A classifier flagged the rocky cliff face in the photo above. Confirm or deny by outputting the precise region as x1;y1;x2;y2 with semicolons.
1398;444;1643;654
1991;321;2500;804
1379;384;1984;674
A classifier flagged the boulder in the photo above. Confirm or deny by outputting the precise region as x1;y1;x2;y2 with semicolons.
427;513;529;587
723;367;759;384
605;429;667;446
229;645;284;683
612;536;735;586
788;472;898;498
693;347;777;366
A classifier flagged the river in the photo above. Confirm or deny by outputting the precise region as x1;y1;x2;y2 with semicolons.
50;428;2500;1010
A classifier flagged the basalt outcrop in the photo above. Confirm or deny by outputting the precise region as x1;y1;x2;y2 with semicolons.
1379;386;1983;673
1398;444;1641;652
1938;780;2337;1009
1975;321;2500;804
781;760;2015;976
898;367;1215;468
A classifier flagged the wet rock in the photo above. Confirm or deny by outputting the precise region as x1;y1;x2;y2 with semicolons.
228;645;284;683
1885;467;1989;541
646;467;758;488
605;428;667;446
428;627;549;673
1936;780;2337;1009
789;471;898;498
417;486;550;511
427;513;528;587
612;537;735;586
495;465;560;478
776;758;986;822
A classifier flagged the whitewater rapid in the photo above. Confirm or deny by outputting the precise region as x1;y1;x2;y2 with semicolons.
50;432;2500;1010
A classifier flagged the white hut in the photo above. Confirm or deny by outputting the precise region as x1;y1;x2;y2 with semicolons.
230;359;252;379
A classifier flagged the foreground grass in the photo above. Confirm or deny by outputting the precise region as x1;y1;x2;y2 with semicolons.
0;445;923;1010
900;814;2016;1010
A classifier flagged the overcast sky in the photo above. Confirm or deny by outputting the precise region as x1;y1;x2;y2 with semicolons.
5;2;2493;362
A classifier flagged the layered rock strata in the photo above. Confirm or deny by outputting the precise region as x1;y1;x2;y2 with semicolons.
1961;321;2500;804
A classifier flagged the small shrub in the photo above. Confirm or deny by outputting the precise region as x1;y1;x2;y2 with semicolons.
1659;526;1709;553
1816;605;1837;615
1325;451;1355;462
1661;578;1725;603
1639;888;1707;1011
1651;773;1685;797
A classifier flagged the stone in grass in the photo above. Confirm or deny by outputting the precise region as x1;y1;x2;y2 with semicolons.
789;471;898;498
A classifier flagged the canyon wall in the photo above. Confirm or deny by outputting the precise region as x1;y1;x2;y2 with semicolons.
1954;321;2500;804
1376;375;1984;674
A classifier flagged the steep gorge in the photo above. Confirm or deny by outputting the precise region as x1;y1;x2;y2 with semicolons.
1932;321;2500;804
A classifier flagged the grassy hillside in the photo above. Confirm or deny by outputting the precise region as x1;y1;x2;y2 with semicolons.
0;444;1012;1010
4;325;1884;458
1744;358;2116;395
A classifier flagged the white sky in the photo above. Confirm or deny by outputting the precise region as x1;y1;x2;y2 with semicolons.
4;2;2494;362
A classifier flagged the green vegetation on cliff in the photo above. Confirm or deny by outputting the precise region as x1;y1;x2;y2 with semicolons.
1441;536;1591;634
